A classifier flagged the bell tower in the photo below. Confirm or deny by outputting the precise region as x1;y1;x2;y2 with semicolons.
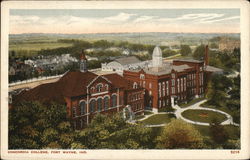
80;50;87;72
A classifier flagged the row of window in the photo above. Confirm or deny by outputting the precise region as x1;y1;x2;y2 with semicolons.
72;95;118;117
91;83;109;93
129;93;143;102
158;99;170;108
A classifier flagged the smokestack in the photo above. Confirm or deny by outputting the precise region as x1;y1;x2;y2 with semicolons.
204;45;209;66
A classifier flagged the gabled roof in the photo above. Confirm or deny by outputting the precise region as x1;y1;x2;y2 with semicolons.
115;56;141;65
13;71;134;105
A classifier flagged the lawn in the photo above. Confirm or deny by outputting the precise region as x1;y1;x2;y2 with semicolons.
181;109;227;123
179;97;205;108
141;114;176;125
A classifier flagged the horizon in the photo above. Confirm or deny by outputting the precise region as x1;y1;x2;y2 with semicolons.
10;9;240;34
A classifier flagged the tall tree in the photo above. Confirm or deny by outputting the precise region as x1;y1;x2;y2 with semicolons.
9;101;74;149
156;119;205;149
180;45;192;56
193;44;205;60
209;118;229;144
73;113;153;149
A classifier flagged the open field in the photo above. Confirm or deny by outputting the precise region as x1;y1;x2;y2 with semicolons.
181;109;227;123
10;42;73;51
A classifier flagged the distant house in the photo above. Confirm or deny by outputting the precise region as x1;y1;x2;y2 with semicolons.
101;56;148;75
122;49;130;55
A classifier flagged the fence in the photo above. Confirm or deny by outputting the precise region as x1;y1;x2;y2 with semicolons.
9;68;102;87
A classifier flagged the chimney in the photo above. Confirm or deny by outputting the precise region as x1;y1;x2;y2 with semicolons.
204;45;209;66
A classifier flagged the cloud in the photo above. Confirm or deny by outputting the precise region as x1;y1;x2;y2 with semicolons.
133;16;157;23
104;12;136;22
9;12;240;34
199;16;240;24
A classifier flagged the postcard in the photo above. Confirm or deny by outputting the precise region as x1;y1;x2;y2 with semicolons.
1;0;250;159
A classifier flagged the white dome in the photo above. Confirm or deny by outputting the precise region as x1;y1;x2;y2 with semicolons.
152;46;162;57
152;45;163;67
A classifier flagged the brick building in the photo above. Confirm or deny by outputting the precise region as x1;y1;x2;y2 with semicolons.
13;52;145;129
123;45;222;113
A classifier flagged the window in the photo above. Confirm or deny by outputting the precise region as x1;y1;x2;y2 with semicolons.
158;82;161;90
177;79;180;93
181;78;183;92
105;84;109;90
149;83;152;89
133;82;138;89
166;81;169;95
149;90;152;95
111;95;117;107
140;74;145;79
90;99;96;112
72;107;76;117
96;84;103;92
200;66;203;71
80;101;86;115
104;97;109;110
171;73;175;78
172;87;175;94
159;100;161;108
97;98;102;112
172;79;175;86
143;81;146;87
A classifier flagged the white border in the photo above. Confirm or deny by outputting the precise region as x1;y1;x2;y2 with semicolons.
1;1;250;160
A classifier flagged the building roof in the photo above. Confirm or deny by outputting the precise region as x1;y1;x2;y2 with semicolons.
14;71;98;104
114;56;141;65
13;71;134;105
140;64;192;76
205;65;223;73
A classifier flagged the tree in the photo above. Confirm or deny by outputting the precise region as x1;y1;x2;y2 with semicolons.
193;44;205;60
156;119;205;149
9;101;74;149
209;118;229;144
206;74;232;107
180;45;191;56
74;113;153;149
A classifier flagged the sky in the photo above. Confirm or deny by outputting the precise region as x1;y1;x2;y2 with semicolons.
10;9;240;34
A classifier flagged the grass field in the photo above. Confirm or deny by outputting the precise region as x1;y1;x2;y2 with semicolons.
141;114;176;125
10;42;73;51
181;109;227;123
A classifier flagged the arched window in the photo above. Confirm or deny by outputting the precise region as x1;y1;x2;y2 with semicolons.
104;97;109;110
111;95;117;107
96;84;103;92
97;98;102;112
133;82;138;89
105;84;109;90
80;101;86;115
90;99;96;113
